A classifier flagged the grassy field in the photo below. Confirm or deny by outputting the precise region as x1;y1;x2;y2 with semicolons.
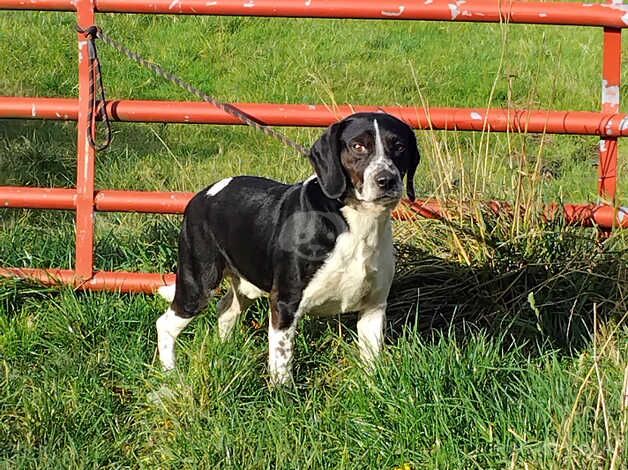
1;8;628;469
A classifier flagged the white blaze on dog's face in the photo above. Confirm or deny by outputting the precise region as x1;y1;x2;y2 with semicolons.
357;119;403;204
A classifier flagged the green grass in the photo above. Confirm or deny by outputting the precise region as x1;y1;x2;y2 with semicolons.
1;8;628;469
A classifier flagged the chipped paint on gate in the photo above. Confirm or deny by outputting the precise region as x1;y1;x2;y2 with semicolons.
448;0;468;20
605;118;616;136
602;79;620;110
382;6;405;17
448;3;459;19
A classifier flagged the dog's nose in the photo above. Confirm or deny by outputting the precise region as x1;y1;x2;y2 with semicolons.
375;171;397;191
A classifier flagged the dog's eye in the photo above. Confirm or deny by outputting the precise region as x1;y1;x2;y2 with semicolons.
394;143;406;153
351;143;367;154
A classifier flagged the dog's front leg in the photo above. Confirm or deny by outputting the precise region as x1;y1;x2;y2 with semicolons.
268;293;301;386
357;304;386;370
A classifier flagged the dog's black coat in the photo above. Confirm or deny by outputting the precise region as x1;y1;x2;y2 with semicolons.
174;176;347;327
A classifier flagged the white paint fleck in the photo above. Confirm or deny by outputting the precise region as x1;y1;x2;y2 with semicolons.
305;0;312;5
206;177;233;196
55;112;62;118
606;119;615;136
538;12;547;18
381;6;405;17
205;0;216;5
619;116;628;132
602;80;620;108
448;3;460;19
599;140;608;152
424;0;433;4
618;207;627;223
83;152;89;180
308;105;316;110
470;112;483;121
168;0;180;10
31;104;37;117
78;40;87;63
622;13;628;26
244;0;254;6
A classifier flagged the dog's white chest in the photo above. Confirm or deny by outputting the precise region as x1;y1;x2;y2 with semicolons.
300;206;394;316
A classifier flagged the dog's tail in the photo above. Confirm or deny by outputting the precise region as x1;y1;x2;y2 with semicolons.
157;284;176;303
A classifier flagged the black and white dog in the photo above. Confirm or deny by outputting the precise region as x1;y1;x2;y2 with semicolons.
157;112;420;384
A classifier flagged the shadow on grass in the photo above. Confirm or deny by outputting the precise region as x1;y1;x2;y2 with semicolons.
385;239;627;355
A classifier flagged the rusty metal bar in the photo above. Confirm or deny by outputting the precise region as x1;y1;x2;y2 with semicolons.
598;26;622;203
3;96;628;137
0;267;176;293
1;0;628;28
2;186;627;229
75;0;96;279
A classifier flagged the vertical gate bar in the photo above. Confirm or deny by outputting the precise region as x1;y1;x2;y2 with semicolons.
75;0;96;279
598;25;622;204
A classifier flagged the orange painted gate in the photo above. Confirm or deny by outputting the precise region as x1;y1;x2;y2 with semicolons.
0;0;627;293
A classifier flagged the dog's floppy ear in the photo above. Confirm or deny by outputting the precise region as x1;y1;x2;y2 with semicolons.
405;132;421;201
309;120;347;199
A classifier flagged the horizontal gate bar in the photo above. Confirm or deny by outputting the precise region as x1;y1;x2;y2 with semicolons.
1;0;627;28
2;186;627;228
2;96;628;136
0;267;175;293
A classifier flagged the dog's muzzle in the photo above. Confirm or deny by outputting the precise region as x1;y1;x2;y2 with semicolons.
361;161;403;203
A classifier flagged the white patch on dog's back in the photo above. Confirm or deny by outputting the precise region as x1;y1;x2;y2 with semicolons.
206;177;233;197
299;204;394;317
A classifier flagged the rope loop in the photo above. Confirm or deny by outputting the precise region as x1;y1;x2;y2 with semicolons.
76;24;113;152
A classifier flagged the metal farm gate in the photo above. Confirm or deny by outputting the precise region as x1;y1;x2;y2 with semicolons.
0;0;627;293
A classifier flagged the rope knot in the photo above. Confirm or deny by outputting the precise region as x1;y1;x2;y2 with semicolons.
76;24;101;39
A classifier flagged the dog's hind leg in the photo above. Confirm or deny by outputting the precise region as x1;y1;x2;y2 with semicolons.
156;223;225;371
216;277;254;341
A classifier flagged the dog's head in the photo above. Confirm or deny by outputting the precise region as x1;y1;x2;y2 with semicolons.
309;112;420;206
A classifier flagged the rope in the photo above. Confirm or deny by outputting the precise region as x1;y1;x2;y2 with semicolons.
77;25;113;151
77;25;310;157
